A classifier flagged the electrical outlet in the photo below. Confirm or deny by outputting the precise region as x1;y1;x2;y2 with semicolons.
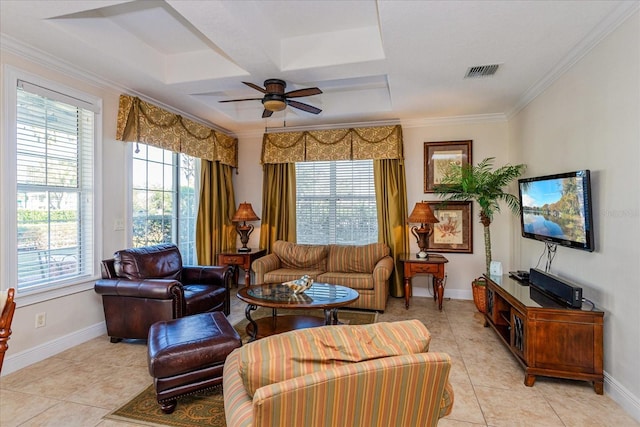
35;312;46;328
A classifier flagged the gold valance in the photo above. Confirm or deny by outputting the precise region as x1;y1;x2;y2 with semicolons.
261;125;403;164
116;95;238;168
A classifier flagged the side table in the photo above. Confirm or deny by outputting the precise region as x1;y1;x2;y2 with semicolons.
399;254;448;310
218;248;266;287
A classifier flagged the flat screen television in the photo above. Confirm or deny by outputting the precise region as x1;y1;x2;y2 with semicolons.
518;170;594;251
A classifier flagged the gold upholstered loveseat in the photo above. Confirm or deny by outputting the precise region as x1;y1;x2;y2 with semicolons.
251;240;394;311
222;319;454;427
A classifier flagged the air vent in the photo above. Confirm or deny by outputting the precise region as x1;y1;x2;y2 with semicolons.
465;64;500;78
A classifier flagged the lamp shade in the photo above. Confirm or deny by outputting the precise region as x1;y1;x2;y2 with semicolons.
232;202;260;222
407;202;439;225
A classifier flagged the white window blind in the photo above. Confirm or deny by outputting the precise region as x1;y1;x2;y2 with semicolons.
16;83;95;292
296;160;378;245
132;144;198;265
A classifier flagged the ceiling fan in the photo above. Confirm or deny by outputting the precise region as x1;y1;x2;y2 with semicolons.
220;79;322;118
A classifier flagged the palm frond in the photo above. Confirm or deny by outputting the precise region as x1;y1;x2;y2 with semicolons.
433;157;526;220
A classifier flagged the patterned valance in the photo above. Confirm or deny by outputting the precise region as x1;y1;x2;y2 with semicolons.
116;95;238;168
261;125;403;164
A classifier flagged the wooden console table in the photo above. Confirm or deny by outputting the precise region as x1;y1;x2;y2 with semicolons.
399;254;448;310
483;274;604;394
218;248;266;287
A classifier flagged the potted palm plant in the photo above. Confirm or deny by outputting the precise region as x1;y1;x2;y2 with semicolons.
434;157;526;312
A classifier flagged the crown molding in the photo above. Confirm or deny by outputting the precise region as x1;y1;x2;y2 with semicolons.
401;114;507;128
507;1;639;119
1;34;234;136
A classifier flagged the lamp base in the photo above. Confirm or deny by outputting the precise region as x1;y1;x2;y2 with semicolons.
416;251;429;259
238;247;251;252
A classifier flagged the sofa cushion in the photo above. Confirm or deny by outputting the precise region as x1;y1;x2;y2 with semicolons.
327;243;389;274
317;272;374;290
238;319;431;397
264;269;324;284
272;241;328;271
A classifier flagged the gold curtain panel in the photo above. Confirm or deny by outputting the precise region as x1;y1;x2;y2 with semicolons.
261;125;404;164
116;95;238;168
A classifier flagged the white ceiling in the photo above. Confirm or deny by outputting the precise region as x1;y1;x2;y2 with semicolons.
1;1;637;135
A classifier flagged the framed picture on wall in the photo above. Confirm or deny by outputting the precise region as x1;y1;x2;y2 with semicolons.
424;140;472;193
427;201;473;253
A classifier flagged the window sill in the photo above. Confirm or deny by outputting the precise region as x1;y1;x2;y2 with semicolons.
14;278;99;307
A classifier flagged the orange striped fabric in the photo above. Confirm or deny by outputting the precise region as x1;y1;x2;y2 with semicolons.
250;254;280;285
250;352;453;427
326;243;390;273
238;320;431;397
222;348;253;427
316;272;373;290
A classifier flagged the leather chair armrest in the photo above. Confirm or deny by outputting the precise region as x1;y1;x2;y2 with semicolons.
94;278;183;299
181;265;232;287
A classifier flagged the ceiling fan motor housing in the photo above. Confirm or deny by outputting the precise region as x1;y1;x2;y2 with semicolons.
264;79;286;93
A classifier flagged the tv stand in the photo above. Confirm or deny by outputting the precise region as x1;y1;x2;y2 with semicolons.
483;274;604;394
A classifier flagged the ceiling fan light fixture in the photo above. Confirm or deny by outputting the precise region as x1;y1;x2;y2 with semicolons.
263;98;287;112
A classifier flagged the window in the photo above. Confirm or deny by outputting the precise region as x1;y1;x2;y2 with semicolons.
295;160;378;245
132;144;198;264
6;74;100;297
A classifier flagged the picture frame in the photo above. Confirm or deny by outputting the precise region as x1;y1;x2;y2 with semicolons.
424;140;472;193
427;201;473;253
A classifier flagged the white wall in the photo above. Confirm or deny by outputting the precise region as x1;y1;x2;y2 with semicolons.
0;49;128;374
509;10;640;418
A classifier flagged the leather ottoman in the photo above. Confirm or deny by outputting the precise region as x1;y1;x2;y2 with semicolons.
147;311;242;413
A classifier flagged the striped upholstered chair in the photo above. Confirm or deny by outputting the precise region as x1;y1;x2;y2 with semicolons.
222;319;453;427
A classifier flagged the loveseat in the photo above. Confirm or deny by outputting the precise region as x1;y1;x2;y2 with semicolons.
222;319;454;427
94;243;232;342
251;240;394;311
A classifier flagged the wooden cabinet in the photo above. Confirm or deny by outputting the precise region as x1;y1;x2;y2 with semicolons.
484;274;604;394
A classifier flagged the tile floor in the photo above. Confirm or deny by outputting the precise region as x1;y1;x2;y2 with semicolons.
1;290;638;427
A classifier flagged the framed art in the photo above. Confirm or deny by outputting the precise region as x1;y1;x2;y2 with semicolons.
424;140;472;193
427;201;473;253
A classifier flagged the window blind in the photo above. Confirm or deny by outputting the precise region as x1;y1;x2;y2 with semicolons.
296;160;378;245
16;85;95;291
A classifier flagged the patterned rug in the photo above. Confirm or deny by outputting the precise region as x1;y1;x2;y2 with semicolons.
106;309;377;427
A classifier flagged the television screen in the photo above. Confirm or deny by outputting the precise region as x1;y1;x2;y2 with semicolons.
518;170;594;251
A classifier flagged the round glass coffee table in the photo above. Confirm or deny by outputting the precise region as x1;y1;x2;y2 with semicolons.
236;282;359;341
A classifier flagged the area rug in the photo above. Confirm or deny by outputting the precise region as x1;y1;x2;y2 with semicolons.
106;309;377;427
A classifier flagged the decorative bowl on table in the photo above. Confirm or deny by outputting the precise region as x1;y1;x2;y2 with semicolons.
282;275;313;294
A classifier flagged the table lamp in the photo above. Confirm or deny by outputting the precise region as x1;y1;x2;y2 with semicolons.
232;202;260;252
407;201;439;259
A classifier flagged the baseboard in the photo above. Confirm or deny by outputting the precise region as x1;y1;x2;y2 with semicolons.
1;321;107;376
605;370;640;423
412;286;473;301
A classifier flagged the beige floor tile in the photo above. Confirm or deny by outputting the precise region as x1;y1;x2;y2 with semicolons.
18;401;110;427
474;385;564;427
445;376;486;425
0;389;61;427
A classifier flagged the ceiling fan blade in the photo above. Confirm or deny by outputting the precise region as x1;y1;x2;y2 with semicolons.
262;109;274;118
219;97;263;103
287;100;322;115
243;82;267;93
285;87;323;98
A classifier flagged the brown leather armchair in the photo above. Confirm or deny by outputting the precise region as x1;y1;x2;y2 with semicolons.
95;243;232;342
